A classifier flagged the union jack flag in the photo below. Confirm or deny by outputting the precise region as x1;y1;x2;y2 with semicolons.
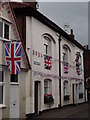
64;62;68;74
5;42;22;74
44;55;52;70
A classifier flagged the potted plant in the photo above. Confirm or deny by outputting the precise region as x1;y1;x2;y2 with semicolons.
79;93;83;99
44;93;54;106
64;95;70;101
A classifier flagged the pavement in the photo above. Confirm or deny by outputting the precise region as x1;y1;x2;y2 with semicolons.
31;103;89;119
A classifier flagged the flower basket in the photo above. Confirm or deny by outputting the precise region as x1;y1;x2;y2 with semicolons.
64;95;70;101
79;93;83;99
44;93;54;104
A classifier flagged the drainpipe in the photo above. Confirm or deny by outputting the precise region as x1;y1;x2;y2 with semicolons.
58;34;62;108
83;52;86;103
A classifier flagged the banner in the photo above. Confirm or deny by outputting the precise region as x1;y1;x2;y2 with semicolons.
5;42;22;74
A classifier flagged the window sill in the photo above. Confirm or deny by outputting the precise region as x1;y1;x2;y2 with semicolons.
0;37;11;42
0;104;6;108
10;82;19;85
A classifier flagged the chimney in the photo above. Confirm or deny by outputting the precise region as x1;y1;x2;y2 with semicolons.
70;29;74;39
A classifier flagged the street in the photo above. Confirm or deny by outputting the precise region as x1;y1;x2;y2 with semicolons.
31;103;88;119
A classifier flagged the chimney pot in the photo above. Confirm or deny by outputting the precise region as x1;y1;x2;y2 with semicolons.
70;29;74;39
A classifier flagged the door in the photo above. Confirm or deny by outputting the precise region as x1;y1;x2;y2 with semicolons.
72;84;75;104
10;85;19;118
34;81;41;115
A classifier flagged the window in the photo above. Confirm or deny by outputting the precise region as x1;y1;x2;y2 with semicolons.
44;79;52;94
11;74;18;83
4;23;9;39
0;71;4;104
63;46;69;74
63;80;69;96
0;19;10;40
79;82;83;93
79;82;83;99
63;47;68;63
0;21;3;37
44;36;52;56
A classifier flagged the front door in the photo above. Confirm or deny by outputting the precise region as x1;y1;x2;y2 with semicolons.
34;81;41;115
10;85;19;118
72;84;75;104
10;75;19;118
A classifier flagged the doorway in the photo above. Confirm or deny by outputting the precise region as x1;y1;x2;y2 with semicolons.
34;81;41;115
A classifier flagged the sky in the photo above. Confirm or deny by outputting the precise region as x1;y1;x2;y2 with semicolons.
38;2;88;46
9;0;88;46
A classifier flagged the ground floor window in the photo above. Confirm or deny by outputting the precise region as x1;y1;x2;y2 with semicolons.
63;80;70;101
44;79;52;94
79;82;83;99
44;79;54;104
0;71;4;104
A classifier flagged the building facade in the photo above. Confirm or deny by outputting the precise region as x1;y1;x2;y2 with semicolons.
0;2;30;119
11;2;86;117
0;1;86;118
61;31;85;106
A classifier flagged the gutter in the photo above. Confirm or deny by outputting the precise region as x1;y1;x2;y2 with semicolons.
58;34;62;108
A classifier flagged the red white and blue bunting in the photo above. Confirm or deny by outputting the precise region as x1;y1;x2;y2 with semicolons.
32;70;84;81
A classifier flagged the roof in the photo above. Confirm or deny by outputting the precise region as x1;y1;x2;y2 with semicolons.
9;2;31;71
11;2;85;51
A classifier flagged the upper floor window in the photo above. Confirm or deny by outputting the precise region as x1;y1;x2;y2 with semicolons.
63;45;71;74
0;19;10;40
44;36;52;56
63;47;68;63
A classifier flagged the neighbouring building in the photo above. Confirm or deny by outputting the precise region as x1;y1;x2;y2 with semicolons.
11;2;86;117
84;45;90;102
0;2;31;119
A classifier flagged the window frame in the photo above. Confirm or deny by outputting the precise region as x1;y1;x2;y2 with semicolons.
10;74;19;85
44;79;52;94
0;18;10;41
63;80;69;96
43;35;52;56
79;82;83;93
0;71;5;107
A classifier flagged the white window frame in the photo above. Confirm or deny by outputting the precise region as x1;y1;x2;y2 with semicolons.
0;18;11;42
43;36;52;56
10;74;19;85
0;71;6;108
44;79;52;94
63;47;68;63
63;80;69;96
79;82;83;93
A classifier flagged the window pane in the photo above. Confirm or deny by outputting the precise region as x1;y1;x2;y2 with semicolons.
0;86;3;104
0;71;3;82
0;21;3;38
4;24;9;39
11;74;18;82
